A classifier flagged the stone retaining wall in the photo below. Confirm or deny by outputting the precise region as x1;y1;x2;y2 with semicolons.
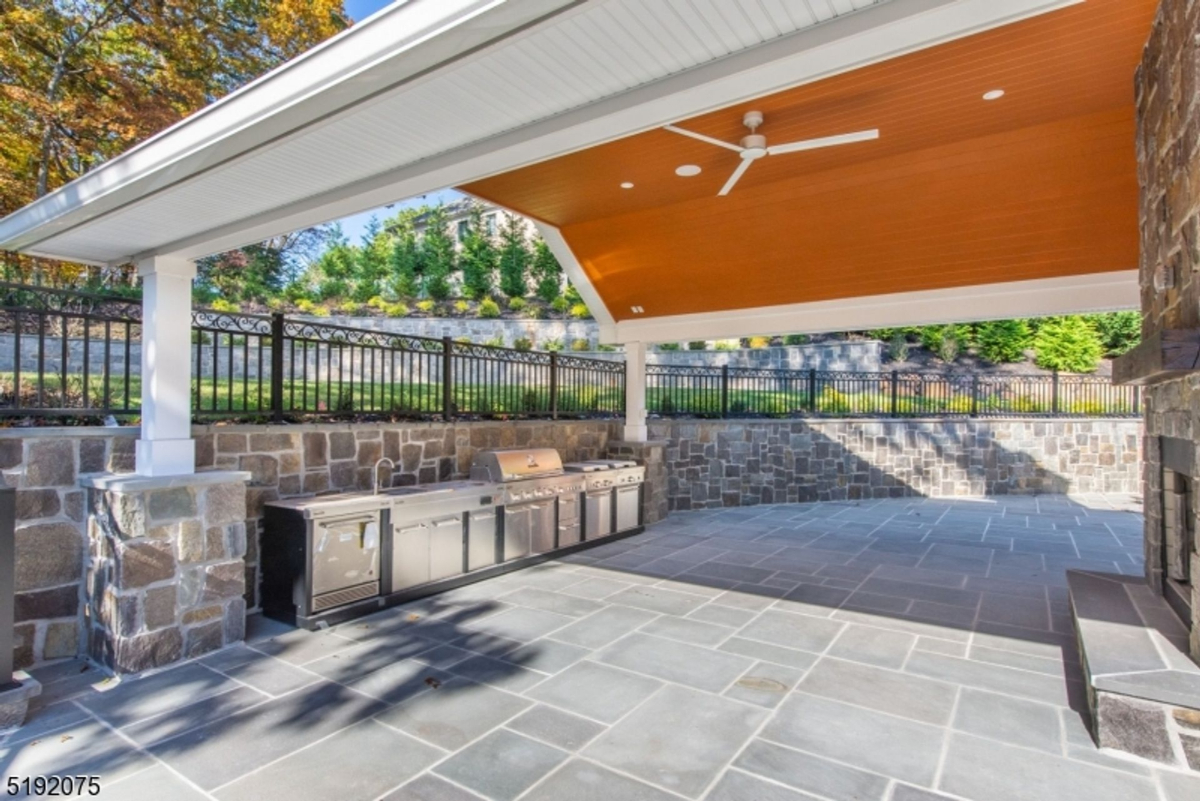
648;418;1143;510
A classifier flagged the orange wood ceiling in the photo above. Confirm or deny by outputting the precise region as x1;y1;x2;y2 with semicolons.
463;0;1157;322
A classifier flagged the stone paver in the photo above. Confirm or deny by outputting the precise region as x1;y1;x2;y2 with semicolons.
6;494;1186;800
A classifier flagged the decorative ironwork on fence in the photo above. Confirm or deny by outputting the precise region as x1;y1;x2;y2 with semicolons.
0;283;1140;422
192;310;625;421
0;282;141;417
646;365;1140;418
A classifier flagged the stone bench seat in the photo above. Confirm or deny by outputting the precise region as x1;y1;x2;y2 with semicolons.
1067;570;1200;769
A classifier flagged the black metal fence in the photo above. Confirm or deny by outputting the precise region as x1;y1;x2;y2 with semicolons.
647;365;1140;418
192;310;625;420
0;283;1141;422
0;282;141;418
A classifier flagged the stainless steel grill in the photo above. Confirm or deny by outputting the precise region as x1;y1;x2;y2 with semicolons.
564;459;646;537
471;449;584;558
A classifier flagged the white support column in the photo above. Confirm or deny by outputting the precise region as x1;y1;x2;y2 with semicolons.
623;341;648;442
136;256;197;476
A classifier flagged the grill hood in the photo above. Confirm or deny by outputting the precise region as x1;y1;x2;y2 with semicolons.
469;448;564;482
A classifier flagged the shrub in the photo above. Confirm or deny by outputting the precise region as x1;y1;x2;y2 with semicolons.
311;305;331;317
531;239;563;303
784;334;808;346
937;332;961;363
1086;311;1141;356
550;296;569;314
338;300;360;314
367;295;386;309
886;333;910;362
570;338;590;351
1034;316;1104;373
416;299;436;313
383;301;409;318
817;387;851;415
687;341;708;350
209;298;239;313
295;298;317;314
545;338;564;352
266;297;286;312
513;337;533;351
713;340;738;351
976;319;1031;363
508;297;527;311
483;335;504;347
569;302;590;319
658;342;681;351
748;336;772;349
478;298;501;319
525;304;545;319
597;343;617;352
454;300;470;314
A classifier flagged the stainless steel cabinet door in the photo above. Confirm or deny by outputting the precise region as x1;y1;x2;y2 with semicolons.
529;501;556;554
557;494;581;547
503;505;531;560
392;522;430;591
429;515;465;581
584;490;613;539
312;516;381;596
615;486;641;532
467;508;498;571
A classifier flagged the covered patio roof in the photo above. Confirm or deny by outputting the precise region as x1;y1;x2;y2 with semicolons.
0;0;1150;344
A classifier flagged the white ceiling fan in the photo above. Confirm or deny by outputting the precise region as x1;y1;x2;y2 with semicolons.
664;111;880;196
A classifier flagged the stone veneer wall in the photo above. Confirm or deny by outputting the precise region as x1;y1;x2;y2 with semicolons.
648;419;1143;510
1136;0;1200;659
193;420;622;610
84;474;248;673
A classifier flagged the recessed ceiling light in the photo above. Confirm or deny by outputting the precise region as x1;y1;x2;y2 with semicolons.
631;305;644;314
620;181;635;189
983;89;1005;101
675;164;701;177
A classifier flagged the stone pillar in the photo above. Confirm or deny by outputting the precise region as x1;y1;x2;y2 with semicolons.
607;439;668;525
136;256;197;477
81;471;248;673
623;341;648;442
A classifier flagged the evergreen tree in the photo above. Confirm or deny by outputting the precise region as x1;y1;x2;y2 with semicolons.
1085;311;1141;356
976;319;1032;364
531;238;563;303
420;206;456;301
459;203;497;299
1033;316;1104;373
498;213;531;299
314;224;357;300
352;216;391;301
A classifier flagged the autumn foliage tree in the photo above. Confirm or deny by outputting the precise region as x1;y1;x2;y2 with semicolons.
1;0;349;285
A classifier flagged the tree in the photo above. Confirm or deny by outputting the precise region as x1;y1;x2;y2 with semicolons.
1086;311;1141;356
387;224;420;300
312;224;356;300
419;206;455;301
1;1;348;280
530;238;562;302
1034;316;1104;373
197;225;332;304
497;213;530;298
976;319;1032;364
459;203;497;299
351;216;390;301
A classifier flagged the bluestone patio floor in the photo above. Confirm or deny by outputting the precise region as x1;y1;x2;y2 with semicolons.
5;494;1199;801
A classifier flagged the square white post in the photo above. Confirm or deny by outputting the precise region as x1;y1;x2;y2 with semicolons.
624;341;648;442
136;256;196;476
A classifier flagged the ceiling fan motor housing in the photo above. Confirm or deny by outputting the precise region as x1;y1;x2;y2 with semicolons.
741;133;767;158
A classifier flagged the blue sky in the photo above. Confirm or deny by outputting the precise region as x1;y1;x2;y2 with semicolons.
332;0;463;243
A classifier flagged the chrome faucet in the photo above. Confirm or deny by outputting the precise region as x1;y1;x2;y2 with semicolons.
372;457;396;494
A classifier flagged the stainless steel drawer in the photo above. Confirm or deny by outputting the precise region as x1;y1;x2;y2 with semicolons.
529;501;556;554
429;515;465;581
392;521;430;591
615;485;641;532
467;508;498;571
584;490;613;540
312;514;381;598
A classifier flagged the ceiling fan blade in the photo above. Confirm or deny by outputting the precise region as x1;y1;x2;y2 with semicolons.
664;125;743;153
718;159;753;196
767;129;880;156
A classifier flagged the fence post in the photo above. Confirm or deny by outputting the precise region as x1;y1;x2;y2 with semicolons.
442;336;454;422
890;370;899;417
549;351;559;420
1132;385;1140;416
270;312;285;423
720;365;729;418
1051;369;1060;415
808;368;817;414
970;374;979;417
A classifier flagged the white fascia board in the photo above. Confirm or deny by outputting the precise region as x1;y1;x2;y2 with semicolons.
0;0;582;254
144;0;1075;262
606;271;1139;344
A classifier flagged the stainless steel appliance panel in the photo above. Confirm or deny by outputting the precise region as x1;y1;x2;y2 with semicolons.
529;501;556;554
311;515;381;598
467;508;498;571
557;493;581;547
504;505;531;560
429;515;465;581
584;490;613;540
615;485;641;532
392;521;431;591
